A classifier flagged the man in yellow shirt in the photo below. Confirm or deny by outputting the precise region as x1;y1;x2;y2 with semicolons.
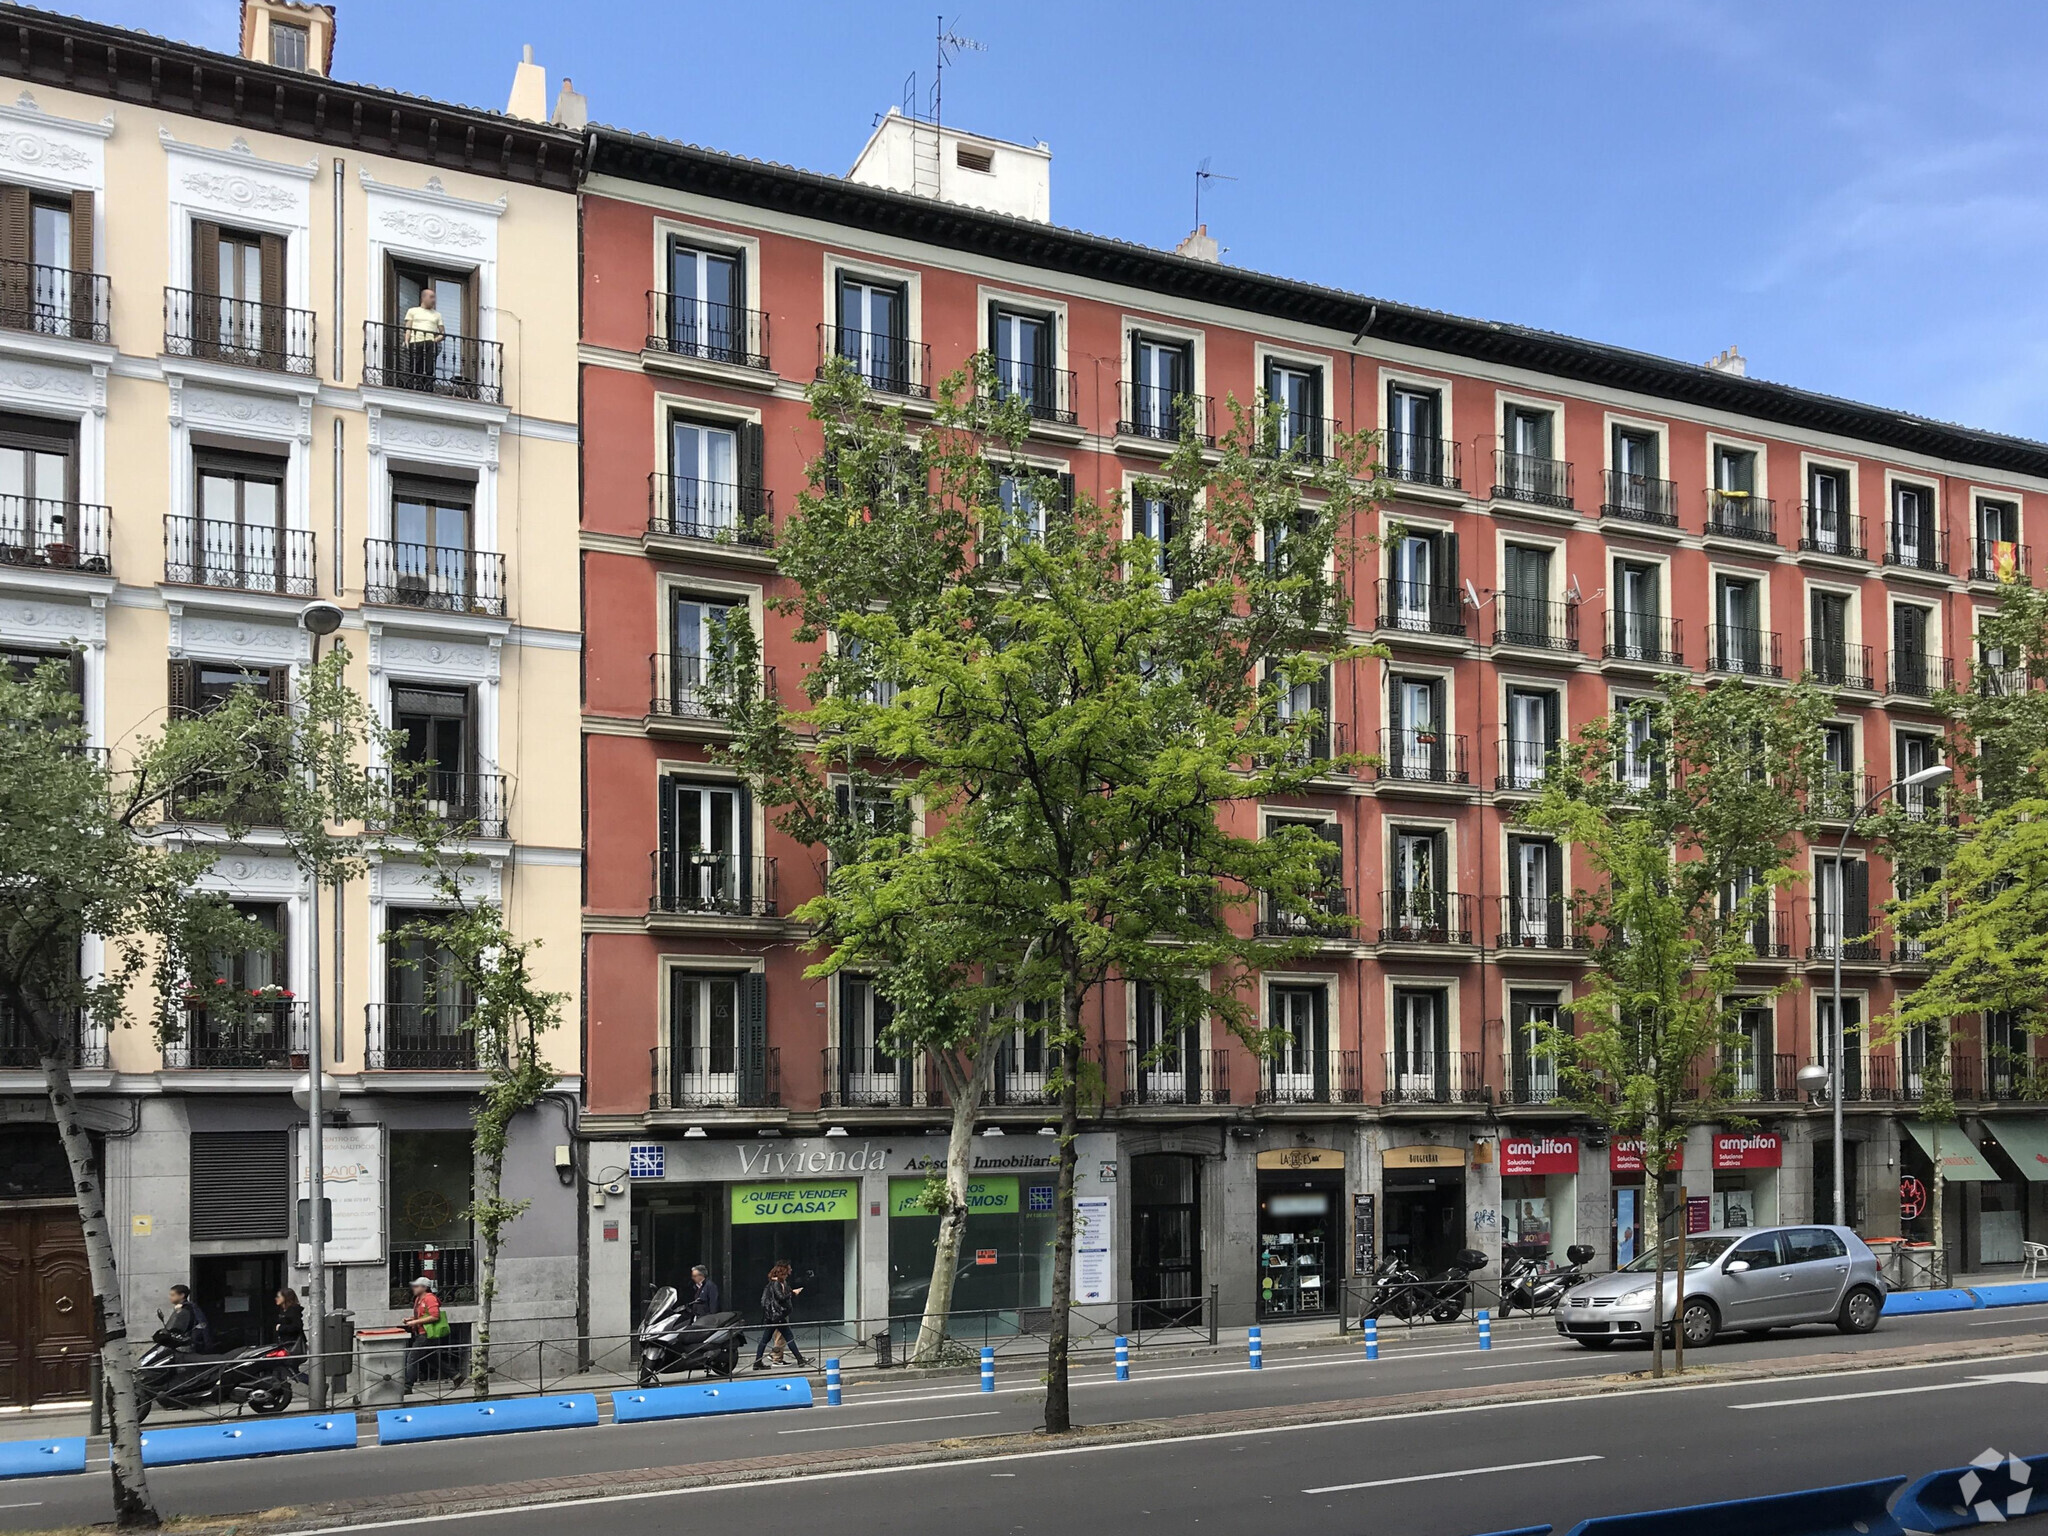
401;288;445;389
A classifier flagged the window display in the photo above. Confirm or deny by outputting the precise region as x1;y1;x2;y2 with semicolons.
1258;1184;1334;1316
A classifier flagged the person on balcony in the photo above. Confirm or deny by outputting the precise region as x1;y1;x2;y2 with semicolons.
400;289;445;391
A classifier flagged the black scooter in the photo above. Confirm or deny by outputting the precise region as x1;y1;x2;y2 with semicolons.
1411;1249;1491;1323
1363;1253;1426;1323
135;1331;294;1420
636;1286;747;1385
1500;1245;1596;1317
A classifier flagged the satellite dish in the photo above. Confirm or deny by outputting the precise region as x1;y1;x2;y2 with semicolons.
1464;579;1482;610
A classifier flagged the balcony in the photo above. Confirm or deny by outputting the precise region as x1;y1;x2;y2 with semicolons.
645;292;770;372
1378;890;1474;946
1886;651;1952;700
1798;505;1868;562
1728;1052;1800;1103
1603;610;1683;668
1803;638;1875;692
986;1043;1102;1109
980;362;1078;427
1372;578;1467;638
1802;909;1881;966
364;539;505;617
650;1044;781;1110
1496;737;1558;793
1119;1045;1232;1107
1705;490;1777;545
1261;408;1339;466
1890;933;1932;970
0;1005;104;1070
815;324;932;400
1117;382;1216;447
1491;448;1574;510
1600;470;1679;529
0;496;110;576
1375;727;1470;788
1902;1051;1980;1104
1493;595;1579;654
365;1003;476;1070
1383;431;1460;491
821;1047;929;1109
1732;906;1794;961
1254;888;1352;942
1707;624;1783;679
649;849;778;920
1969;537;2030;584
163;516;316;596
1809;770;1875;824
370;765;509;840
1381;1052;1487;1106
1499;1051;1566;1106
164;997;307;1069
646;473;773;551
648;654;775;725
0;260;109;344
1883;525;1948;576
1805;1054;1899;1104
1495;894;1581;954
1987;1052;2042;1101
1256;1050;1361;1106
164;289;315;375
362;322;503;404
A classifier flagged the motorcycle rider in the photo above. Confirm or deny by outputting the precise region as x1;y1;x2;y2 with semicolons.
160;1283;216;1353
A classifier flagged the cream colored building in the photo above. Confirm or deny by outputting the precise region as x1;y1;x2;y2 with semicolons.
0;0;584;1394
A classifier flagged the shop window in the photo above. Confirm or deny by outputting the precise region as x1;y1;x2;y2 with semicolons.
886;1170;1058;1327
389;1129;474;1306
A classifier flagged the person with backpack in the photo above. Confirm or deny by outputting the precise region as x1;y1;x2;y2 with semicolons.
159;1283;216;1353
751;1262;807;1370
402;1276;450;1389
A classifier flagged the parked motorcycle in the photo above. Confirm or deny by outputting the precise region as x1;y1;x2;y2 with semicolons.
636;1285;747;1384
135;1333;294;1420
1500;1245;1597;1317
1417;1248;1492;1323
1362;1253;1426;1323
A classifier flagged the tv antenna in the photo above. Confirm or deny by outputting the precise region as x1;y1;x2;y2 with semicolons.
931;15;986;129
1195;157;1237;228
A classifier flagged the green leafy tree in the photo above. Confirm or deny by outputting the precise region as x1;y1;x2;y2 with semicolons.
1520;676;1825;1371
0;648;382;1529
722;358;1383;1424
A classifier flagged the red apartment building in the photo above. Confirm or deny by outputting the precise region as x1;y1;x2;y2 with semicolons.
576;109;2048;1342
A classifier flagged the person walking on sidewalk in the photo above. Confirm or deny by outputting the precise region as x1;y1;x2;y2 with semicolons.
275;1286;308;1384
752;1261;807;1370
402;1276;450;1390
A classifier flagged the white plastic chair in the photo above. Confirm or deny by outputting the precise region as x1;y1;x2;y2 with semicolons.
2024;1241;2048;1280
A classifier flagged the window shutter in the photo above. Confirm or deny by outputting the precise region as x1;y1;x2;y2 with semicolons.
1311;987;1330;1098
1057;471;1075;513
258;233;286;359
738;421;766;529
656;778;676;909
266;666;292;706
167;659;195;718
1542;690;1561;753
738;970;769;1103
190;1131;289;1240
0;185;27;267
1844;860;1869;941
1546;843;1565;944
837;972;857;1061
191;221;221;294
67;188;92;274
64;648;84;705
1441;531;1460;597
986;301;1001;366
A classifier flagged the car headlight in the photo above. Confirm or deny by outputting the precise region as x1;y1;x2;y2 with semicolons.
1617;1286;1655;1308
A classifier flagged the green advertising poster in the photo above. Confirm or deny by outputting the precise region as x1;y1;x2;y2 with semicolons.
730;1181;859;1225
888;1175;1019;1218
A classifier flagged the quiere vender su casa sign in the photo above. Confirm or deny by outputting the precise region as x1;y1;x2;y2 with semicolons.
730;1181;859;1225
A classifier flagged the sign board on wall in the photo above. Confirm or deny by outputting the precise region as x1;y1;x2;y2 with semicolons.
1256;1148;1346;1171
1610;1138;1675;1175
730;1181;859;1225
296;1124;382;1265
1353;1194;1375;1280
1712;1133;1782;1171
1687;1196;1711;1234
1502;1136;1579;1176
886;1176;1020;1218
1380;1145;1467;1170
1072;1196;1112;1304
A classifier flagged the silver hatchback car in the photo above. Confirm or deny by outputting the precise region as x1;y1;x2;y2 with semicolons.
1556;1225;1887;1349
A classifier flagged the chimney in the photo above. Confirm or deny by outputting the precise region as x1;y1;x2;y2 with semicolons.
551;76;589;131
505;44;548;123
1704;345;1747;378
848;109;1052;222
1174;223;1220;263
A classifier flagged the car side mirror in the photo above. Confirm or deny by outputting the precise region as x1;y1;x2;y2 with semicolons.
1725;1260;1750;1274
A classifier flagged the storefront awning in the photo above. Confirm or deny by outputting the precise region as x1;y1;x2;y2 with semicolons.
1983;1119;2048;1183
1901;1120;1999;1181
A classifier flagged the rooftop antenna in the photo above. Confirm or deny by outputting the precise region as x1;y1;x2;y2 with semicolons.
1195;157;1237;229
932;14;986;130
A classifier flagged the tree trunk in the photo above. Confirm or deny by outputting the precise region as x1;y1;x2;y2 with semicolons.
1042;1010;1082;1435
912;1040;994;1366
1932;1161;1948;1288
43;1050;158;1528
470;1133;503;1398
1645;1107;1664;1381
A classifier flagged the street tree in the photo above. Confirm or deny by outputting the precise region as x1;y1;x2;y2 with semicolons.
721;358;1383;1424
0;648;382;1528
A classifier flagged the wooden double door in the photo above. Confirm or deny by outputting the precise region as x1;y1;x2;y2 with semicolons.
0;1206;93;1405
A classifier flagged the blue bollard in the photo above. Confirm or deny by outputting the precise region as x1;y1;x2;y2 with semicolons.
1248;1325;1263;1370
1114;1336;1129;1381
825;1358;842;1407
980;1346;995;1393
1364;1318;1379;1361
1478;1308;1492;1351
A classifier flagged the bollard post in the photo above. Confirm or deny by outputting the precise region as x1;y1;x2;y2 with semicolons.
1364;1318;1379;1361
1114;1336;1129;1382
1247;1325;1262;1370
1477;1308;1492;1352
980;1346;995;1393
825;1357;842;1407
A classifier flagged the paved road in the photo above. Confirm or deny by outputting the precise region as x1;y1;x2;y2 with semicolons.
8;1303;2048;1531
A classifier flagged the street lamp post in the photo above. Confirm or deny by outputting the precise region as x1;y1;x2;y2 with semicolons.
1827;761;1951;1228
297;602;343;1410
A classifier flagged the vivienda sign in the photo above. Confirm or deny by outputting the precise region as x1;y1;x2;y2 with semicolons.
1502;1136;1579;1176
1713;1132;1783;1170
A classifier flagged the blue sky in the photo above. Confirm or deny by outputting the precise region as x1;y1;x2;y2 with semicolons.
64;0;2048;440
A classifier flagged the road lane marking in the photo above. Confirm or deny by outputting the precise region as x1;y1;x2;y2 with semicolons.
777;1411;1001;1435
1971;1309;2048;1325
1731;1370;2048;1410
1304;1454;1602;1494
0;1503;43;1511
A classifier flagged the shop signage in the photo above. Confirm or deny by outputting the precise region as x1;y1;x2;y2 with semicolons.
629;1145;665;1180
1687;1196;1711;1234
738;1142;891;1176
1353;1194;1375;1279
1609;1139;1670;1174
1900;1175;1928;1221
1380;1145;1465;1170
1502;1136;1578;1176
1256;1148;1346;1171
975;1249;998;1266
886;1176;1020;1218
296;1123;382;1266
901;1148;1057;1175
1073;1196;1112;1304
730;1181;859;1225
1712;1132;1782;1170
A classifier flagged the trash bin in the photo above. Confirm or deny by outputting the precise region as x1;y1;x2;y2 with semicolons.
319;1311;354;1399
355;1326;412;1405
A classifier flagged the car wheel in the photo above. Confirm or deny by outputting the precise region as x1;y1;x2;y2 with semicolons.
1575;1337;1615;1350
1837;1285;1882;1335
1679;1298;1718;1348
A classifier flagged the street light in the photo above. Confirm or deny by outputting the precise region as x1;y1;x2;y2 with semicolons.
1828;761;1952;1229
298;603;342;1410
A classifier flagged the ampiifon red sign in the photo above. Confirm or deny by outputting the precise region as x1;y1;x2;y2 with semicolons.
1712;1132;1783;1170
1502;1136;1579;1176
1610;1138;1647;1174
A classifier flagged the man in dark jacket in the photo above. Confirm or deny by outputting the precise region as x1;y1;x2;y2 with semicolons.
161;1284;216;1352
687;1265;720;1319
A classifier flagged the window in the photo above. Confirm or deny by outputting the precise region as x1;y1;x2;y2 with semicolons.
0;182;93;338
1508;991;1561;1101
1265;361;1323;460
832;777;906;852
994;469;1073;555
1713;446;1756;496
1891;603;1935;693
1611;559;1664;659
1711;447;1767;539
1889;482;1939;570
1132;981;1201;1103
835;634;898;708
1806;467;1850;552
837;975;898;1103
990;304;1057;416
389;684;477;825
1390;827;1447;932
1;645;82;725
1713;575;1766;674
1263;816;1342;934
1813;855;1870;960
191;221;283;360
1987;1011;2028;1096
666;592;740;716
1817;722;1856;817
382;259;478;394
1809;589;1854;684
1499;405;1560;503
0;413;76;564
1388;674;1445;779
1976;498;2021;580
1613;426;1659;481
1273;662;1332;760
1503;686;1559;789
1506;836;1563;945
1896;732;1940;818
1732;1000;1774;1096
1387;527;1458;633
1265;983;1328;1101
665;417;767;540
670;971;741;1092
1619;698;1659;791
666;241;745;362
1133;492;1185;594
995;998;1052;1101
1500;544;1555;646
186;450;290;593
382;910;469;1067
1390;987;1448;1098
269;19;310;69
835;275;909;392
384;476;476;609
658;776;751;916
1387;384;1444;482
1129;335;1194;439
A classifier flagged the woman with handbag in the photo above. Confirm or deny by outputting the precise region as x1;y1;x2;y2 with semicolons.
402;1276;451;1390
752;1262;807;1370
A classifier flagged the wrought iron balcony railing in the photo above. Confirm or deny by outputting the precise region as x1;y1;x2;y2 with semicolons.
1384;431;1460;490
821;1046;929;1109
364;539;506;617
650;1044;780;1109
1256;1049;1361;1105
1708;624;1783;679
1603;610;1683;666
1496;894;1580;952
1373;578;1467;637
366;1003;477;1070
362;321;503;403
646;473;773;549
164;998;307;1069
1887;651;1952;699
1804;638;1874;691
1705;490;1777;544
1601;469;1679;527
647;654;775;723
1500;1050;1565;1105
645;292;771;371
816;323;931;399
649;848;778;919
1969;537;2030;584
0;260;109;342
1491;448;1574;509
1494;595;1579;653
1497;736;1559;792
370;765;509;839
164;288;315;375
0;495;110;574
1728;1052;1801;1103
1883;524;1948;575
1118;381;1216;446
163;516;315;596
1798;505;1867;561
1378;889;1474;945
0;1005;104;1069
980;361;1078;425
1375;727;1470;786
1119;1045;1232;1106
1381;1051;1487;1106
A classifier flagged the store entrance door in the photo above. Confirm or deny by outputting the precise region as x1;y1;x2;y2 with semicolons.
0;1206;93;1406
1383;1169;1466;1277
632;1188;718;1323
193;1252;285;1351
1131;1154;1202;1328
1257;1173;1341;1317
